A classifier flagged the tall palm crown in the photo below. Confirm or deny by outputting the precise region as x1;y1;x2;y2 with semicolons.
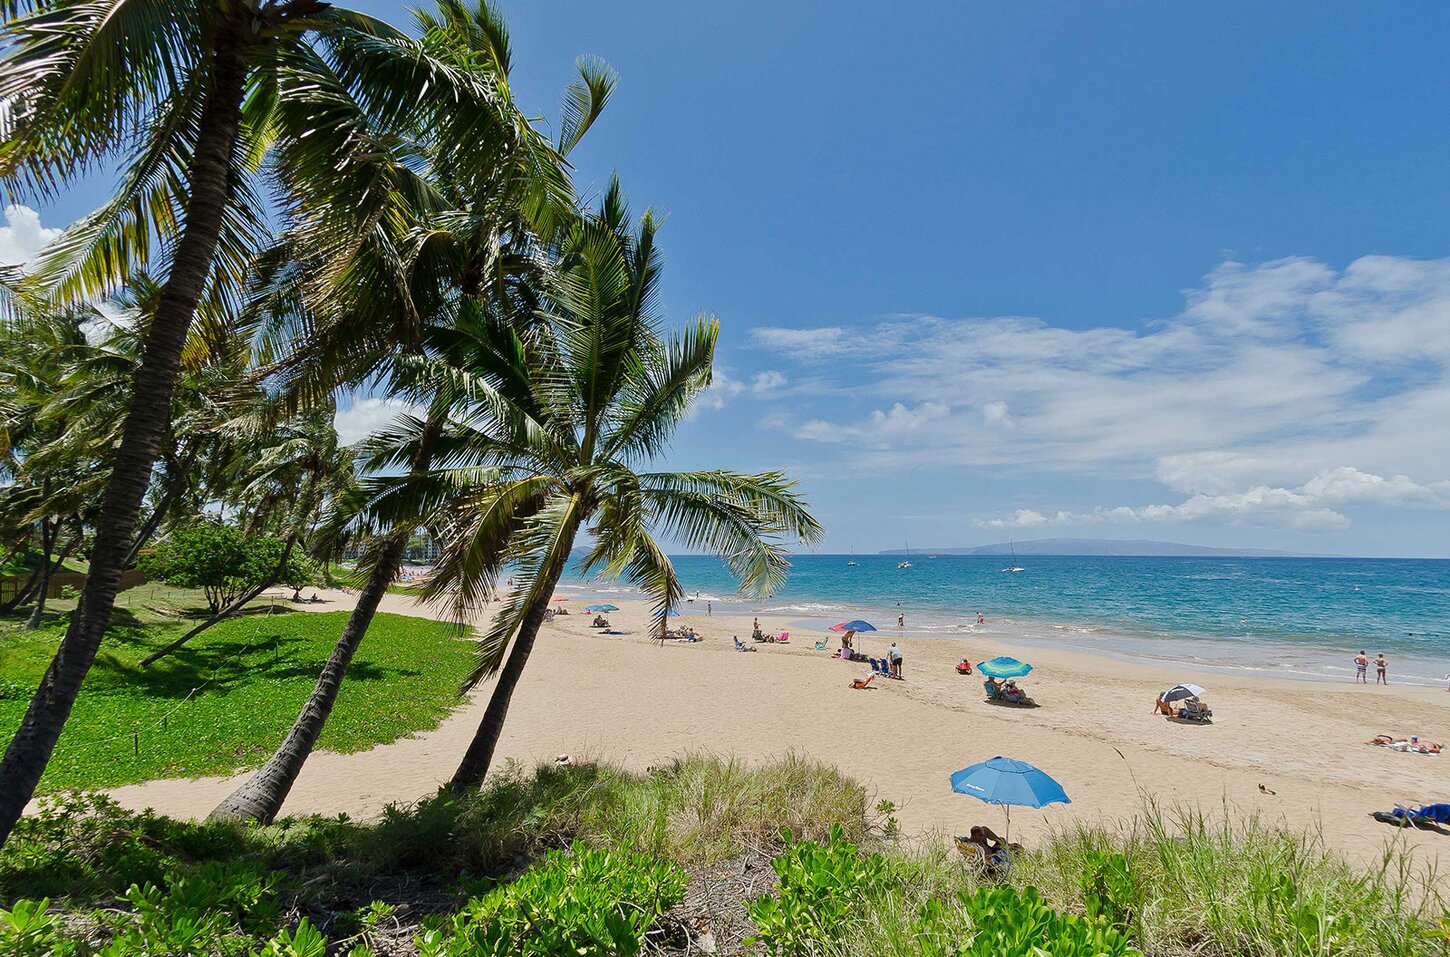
351;184;822;787
0;0;562;844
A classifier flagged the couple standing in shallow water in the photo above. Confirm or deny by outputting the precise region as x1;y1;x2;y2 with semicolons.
1354;650;1388;684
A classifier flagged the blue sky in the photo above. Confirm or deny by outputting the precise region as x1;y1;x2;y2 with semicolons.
7;1;1450;556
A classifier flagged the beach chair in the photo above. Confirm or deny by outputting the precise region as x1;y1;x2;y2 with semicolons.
1180;699;1213;722
983;679;1002;701
850;674;875;690
954;837;1015;877
777;631;790;643
1373;803;1450;828
814;637;829;651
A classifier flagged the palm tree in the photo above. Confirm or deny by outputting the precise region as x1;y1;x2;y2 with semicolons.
0;0;531;845
383;184;823;790
205;1;613;824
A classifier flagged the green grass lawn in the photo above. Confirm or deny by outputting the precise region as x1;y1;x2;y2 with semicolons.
0;608;476;793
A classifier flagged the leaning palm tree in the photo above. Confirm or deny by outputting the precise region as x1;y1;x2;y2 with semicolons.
204;0;612;825
0;0;538;845
368;184;823;791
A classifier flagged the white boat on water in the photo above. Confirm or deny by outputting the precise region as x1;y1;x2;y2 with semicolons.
898;542;913;568
1001;541;1024;573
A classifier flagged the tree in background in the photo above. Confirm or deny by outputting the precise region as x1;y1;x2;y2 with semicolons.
366;184;823;791
141;523;310;615
0;0;523;846
206;0;613;824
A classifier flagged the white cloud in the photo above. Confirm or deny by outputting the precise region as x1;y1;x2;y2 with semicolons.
746;253;1450;531
697;368;789;411
794;401;949;446
982;401;1014;429
0;204;59;268
334;397;422;447
973;466;1450;532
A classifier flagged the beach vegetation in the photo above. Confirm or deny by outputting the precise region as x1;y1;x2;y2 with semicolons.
417;843;688;957
140;524;311;616
0;757;1442;957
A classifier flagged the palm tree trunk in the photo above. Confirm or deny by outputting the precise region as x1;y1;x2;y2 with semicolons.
0;30;250;848
449;561;570;792
23;519;57;631
122;441;200;569
208;418;444;823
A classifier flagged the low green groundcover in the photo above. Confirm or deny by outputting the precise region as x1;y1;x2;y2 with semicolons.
0;610;475;792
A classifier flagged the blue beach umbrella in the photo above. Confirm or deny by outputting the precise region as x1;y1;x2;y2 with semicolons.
950;756;1070;840
976;656;1033;679
585;604;618;612
829;619;877;633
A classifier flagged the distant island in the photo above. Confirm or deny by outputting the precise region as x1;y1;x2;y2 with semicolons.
878;538;1314;557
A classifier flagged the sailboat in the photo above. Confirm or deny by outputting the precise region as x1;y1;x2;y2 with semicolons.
846;547;858;567
1000;541;1024;573
898;542;913;569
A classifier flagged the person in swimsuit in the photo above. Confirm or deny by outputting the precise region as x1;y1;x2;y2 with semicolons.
1375;653;1388;685
1354;651;1368;684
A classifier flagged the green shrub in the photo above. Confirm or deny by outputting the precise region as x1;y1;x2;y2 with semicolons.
1081;850;1140;938
415;842;686;957
0;898;77;957
140;524;309;614
746;826;892;955
913;885;1140;957
0;793;252;903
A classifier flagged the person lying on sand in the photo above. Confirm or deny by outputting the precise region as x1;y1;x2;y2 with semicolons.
1366;735;1442;753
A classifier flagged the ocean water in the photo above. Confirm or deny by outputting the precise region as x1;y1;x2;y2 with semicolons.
563;554;1450;686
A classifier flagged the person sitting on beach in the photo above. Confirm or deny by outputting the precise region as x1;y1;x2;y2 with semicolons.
592;614;608;627
956;658;973;675
544;609;556;623
1001;680;1028;704
1153;694;1176;717
957;825;1016;872
984;677;1004;699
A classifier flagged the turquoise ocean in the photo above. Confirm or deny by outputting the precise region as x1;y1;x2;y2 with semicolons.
562;554;1450;686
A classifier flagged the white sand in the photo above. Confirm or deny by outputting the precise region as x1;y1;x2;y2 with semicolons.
104;589;1450;871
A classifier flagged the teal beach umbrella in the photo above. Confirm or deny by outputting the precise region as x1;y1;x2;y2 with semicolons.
977;656;1033;679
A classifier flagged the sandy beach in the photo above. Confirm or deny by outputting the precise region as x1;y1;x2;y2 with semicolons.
104;588;1450;872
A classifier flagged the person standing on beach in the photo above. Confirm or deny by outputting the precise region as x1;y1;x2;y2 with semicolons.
707;601;712;617
897;614;904;628
1375;653;1388;685
1354;651;1368;683
888;642;903;678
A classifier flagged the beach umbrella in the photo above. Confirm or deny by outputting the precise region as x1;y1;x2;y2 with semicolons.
585;604;618;613
950;756;1071;841
977;656;1033;679
828;619;877;633
1161;683;1206;703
